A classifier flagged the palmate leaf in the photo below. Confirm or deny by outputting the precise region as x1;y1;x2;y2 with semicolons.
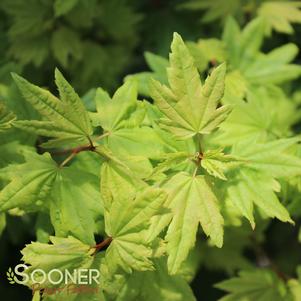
217;86;299;144
95;95;167;160
42;253;105;301
100;157;167;274
150;33;230;139
215;269;290;301
258;1;301;35
152;172;224;274
222;17;301;87
224;138;301;226
50;166;103;245
232;138;301;178
227;168;293;228
113;258;196;301
92;80;137;132
0;152;58;212
21;236;95;287
103;185;167;274
91;81;167;175
201;148;242;180
12;69;93;148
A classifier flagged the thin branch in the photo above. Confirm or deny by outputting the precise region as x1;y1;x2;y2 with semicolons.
57;143;96;167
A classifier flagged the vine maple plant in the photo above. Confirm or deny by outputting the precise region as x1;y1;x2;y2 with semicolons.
1;23;301;300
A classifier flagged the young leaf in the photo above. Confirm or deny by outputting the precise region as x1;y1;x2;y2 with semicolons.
162;172;224;274
232;138;301;178
113;258;196;301
258;1;301;35
0;152;58;212
201;149;242;180
50;166;103;245
11;71;93;147
227;168;293;228
93;80;137;132
103;186;167;274
150;33;230;139
21;236;95;286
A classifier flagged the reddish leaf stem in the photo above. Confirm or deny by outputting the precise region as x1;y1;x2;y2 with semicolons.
93;237;113;254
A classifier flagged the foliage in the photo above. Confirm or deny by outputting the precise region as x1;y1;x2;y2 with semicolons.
1;1;301;301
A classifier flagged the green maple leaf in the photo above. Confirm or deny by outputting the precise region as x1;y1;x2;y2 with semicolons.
226;168;293;228
0;152;58;212
232;138;301;178
155;172;224;274
223;17;301;88
150;33;230;139
258;1;301;35
101;164;167;273
217;86;299;144
111;258;196;301
92;81;165;161
21;236;96;287
50;165;103;245
224;138;300;226
215;269;290;301
12;69;93;148
200;148;242;180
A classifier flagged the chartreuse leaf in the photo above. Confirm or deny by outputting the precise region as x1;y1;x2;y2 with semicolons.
258;1;301;35
227;168;293;228
201;148;242;180
50;166;103;245
41;253;104;301
113;258;196;301
232;138;301;178
21;236;95;287
222;17;301;88
101;164;167;274
92;81;165;158
150;33;230;139
11;70;93;148
0;152;58;212
0;101;16;132
104;187;167;274
217;86;299;144
215;269;290;301
92;80;137;132
149;151;192;179
161;172;224;274
224;138;300;226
